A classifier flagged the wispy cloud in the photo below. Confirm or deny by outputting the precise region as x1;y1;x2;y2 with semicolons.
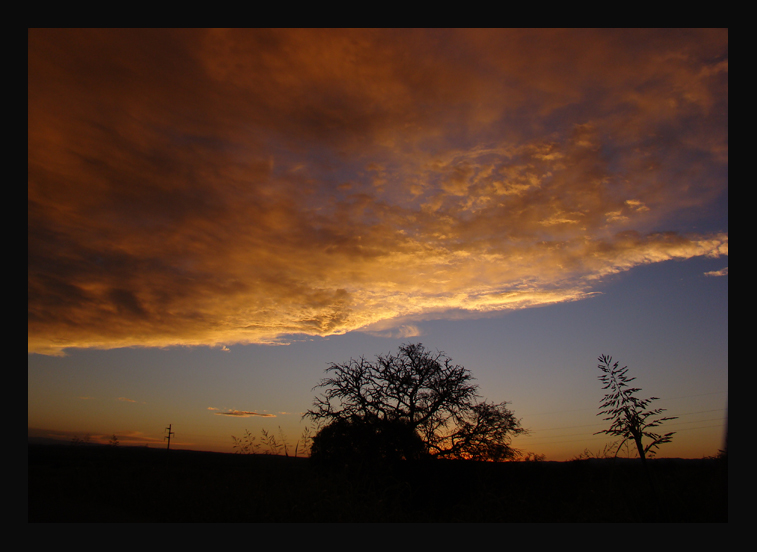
28;29;728;355
213;410;277;418
705;267;728;277
366;324;423;339
117;397;137;403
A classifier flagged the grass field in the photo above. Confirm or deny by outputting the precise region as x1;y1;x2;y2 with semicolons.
28;444;727;522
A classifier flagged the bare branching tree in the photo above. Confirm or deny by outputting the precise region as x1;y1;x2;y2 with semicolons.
432;400;526;461
595;354;677;462
306;343;525;462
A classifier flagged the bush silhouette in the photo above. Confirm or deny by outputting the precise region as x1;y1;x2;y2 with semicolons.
310;417;427;471
306;343;525;463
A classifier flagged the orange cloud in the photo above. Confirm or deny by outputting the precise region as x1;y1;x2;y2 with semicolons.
28;29;728;355
214;410;277;418
705;267;728;277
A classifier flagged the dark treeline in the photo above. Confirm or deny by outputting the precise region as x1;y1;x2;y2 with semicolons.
28;443;726;522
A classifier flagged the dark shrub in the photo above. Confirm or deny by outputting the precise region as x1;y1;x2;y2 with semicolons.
310;417;427;472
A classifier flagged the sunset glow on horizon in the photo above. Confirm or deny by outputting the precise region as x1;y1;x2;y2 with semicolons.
29;29;727;461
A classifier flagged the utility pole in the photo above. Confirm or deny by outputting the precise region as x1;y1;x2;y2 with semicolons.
164;424;175;451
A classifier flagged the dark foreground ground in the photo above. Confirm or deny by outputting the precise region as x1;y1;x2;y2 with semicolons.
28;444;727;522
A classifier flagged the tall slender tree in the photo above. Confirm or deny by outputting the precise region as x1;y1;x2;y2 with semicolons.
595;354;677;462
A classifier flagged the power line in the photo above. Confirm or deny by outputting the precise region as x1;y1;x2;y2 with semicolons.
673;424;724;433
666;417;726;427
518;412;727;443
525;408;727;434
524;392;726;418
674;408;727;416
518;423;725;447
508;393;728;449
665;391;727;401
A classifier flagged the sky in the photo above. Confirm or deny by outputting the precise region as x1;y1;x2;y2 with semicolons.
28;29;727;460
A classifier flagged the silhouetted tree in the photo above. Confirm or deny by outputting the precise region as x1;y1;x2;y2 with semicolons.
595;354;677;462
433;400;526;461
306;343;525;462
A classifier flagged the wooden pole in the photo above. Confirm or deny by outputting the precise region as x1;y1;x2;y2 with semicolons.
165;424;175;451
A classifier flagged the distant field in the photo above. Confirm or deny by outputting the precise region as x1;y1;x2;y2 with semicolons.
28;444;727;522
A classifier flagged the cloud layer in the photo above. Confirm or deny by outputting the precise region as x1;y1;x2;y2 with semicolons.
212;409;276;418
28;29;728;355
